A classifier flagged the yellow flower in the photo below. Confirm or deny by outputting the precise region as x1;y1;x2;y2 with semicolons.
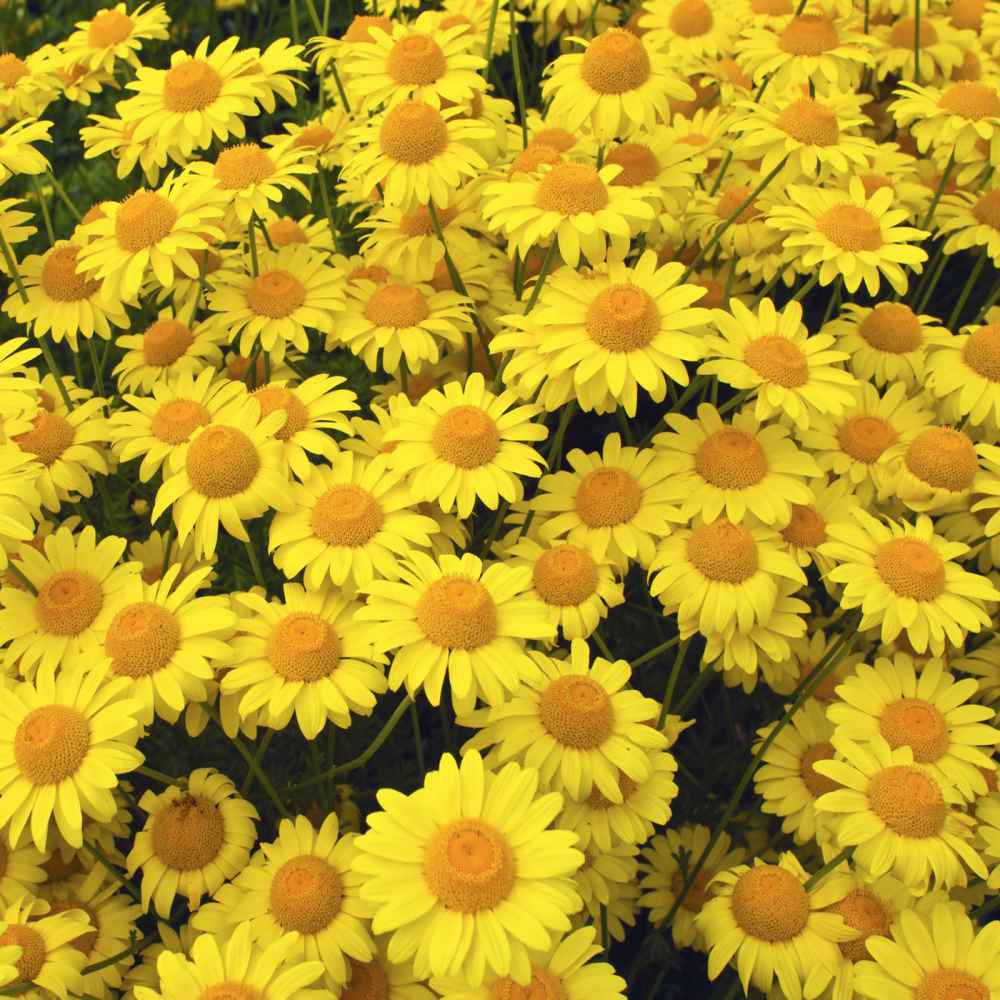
639;0;742;62
0;119;51;183
926;321;1000;429
61;3;171;73
0;51;61;124
873;13;972;84
0;444;41;573
0;899;91;998
0;198;37;269
891;78;1000;162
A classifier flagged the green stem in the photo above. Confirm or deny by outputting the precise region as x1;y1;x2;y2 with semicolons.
483;0;501;75
975;273;1000;322
947;247;988;329
302;0;323;32
136;765;185;787
717;388;754;417
31;176;55;245
81;842;140;902
244;539;267;590
287;695;413;791
47;171;82;221
657;638;689;728
509;0;529;148
329;58;352;116
410;702;426;777
241;729;275;796
247;216;260;277
88;338;106;398
673;663;717;715
592;629;613;660
913;0;922;84
920;148;956;230
790;273;819;303
317;166;337;242
914;247;948;313
631;635;681;670
804;846;853;889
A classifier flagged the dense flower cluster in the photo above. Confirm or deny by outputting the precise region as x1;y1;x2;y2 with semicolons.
0;1;999;999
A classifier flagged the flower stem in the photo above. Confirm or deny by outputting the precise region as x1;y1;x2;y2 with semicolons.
244;539;267;591
410;701;426;777
804;846;853;889
657;638;689;728
81;841;141;902
631;634;681;670
920;148;956;230
913;0;922;84
47;170;82;221
509;0;529;148
136;765;185;787
31;176;55;245
240;729;274;796
947;246;988;329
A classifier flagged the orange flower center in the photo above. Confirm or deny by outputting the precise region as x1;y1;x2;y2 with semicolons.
116;190;178;252
533;127;576;152
575;467;642;527
585;283;660;351
859;302;922;353
889;16;939;48
344;14;393;43
837;415;897;463
387;34;447;85
905;427;977;491
364;283;430;328
800;741;839;797
0;925;46;984
398;203;458;237
509;144;563;175
880;698;949;762
915;970;989;1000
779;14;839;54
379;100;448;164
606;143;659;186
214;143;275;189
0;53;29;89
731;865;810;942
949;0;987;31
416;576;498;650
46;899;98;955
716;185;759;223
106;601;181;678
151;793;225;871
744;335;809;387
687;519;759;583
533;544;599;606
868;764;945;837
200;985;262;1000
432;405;501;469
816;204;883;252
35;570;103;636
580;28;651;93
827;888;892;962
270;855;343;933
781;503;826;549
535;163;610;215
669;0;714;37
776;97;839;146
253;385;308;440
939;81;1000;120
311;485;384;547
694;428;768;489
88;9;134;46
246;269;306;319
14;706;90;785
972;188;1000;231
267;219;308;246
151;398;210;445
751;0;793;11
163;59;224;112
874;538;946;601
342;958;390;1000
13;411;74;467
294;124;334;150
670;868;714;912
186;426;260;498
964;323;1000;381
267;612;342;682
538;675;614;748
143;319;194;367
40;243;101;302
424;818;515;912
490;970;568;1000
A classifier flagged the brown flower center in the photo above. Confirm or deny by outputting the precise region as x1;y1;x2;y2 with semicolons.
687;519;759;583
151;794;225;871
964;323;1000;381
800;741;839;797
14;706;90;785
294;124;334;151
270;855;343;933
716;185;759;223
423;819;515;912
535;163;610;215
779;14;839;55
889;16;938;48
816;204;883;252
342;959;390;1000
781;504;826;549
186;426;260;498
490;970;568;1000
694;429;768;489
432;405;501;469
580;28;651;93
13;411;74;467
776;98;839;146
837;415;897;463
398;203;457;237
869;764;945;837
533;544;599;606
874;538;946;601
585;284;660;351
0;925;46;984
214;143;274;189
939;81;1000;120
35;570;103;636
827;888;892;962
915;970;989;1000
575;467;642;527
267;612;342;682
200;986;262;1000
905;427;977;491
143;319;194;367
310;485;384;547
859;303;922;353
40;244;101;302
106;601;181;678
731;865;810;942
538;675;614;748
364;283;430;328
115;190;178;252
246;269;306;319
509;144;563;176
416;576;498;649
669;0;714;37
387;34;446;85
950;0;987;31
252;386;308;440
744;336;809;387
670;868;714;912
606;143;659;186
151;399;210;445
380;101;448;164
880;698;949;763
163;59;223;112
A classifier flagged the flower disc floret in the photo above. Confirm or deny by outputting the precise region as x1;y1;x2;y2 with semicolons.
270;855;343;934
423;818;516;912
731;865;810;941
151;794;226;871
14;706;90;785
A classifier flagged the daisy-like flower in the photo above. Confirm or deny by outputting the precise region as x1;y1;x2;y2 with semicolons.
358;551;556;710
192;813;374;989
481;162;656;268
343;15;487;112
461;639;667;803
152;394;293;559
61;3;171;73
385;373;547;519
603;132;700;214
766;179;928;295
800;381;933;505
113;309;227;393
92;564;234;727
259;211;334;252
335;277;474;376
207;244;344;363
269;451;439;592
0;336;41;416
0;119;51;183
126;768;258;916
526;434;680;570
493;253;709;417
269;108;351;171
779;477;860;575
884;425;985;513
76;174;228;303
329;934;434;1000
824;301;951;389
223;584;386;739
0;836;46;905
936;184;1000;267
926;321;1000;429
0;899;90;998
819;509;999;654
854;903;1000;1000
137;920;324;1000
430;925;625;1000
891;78;1000;162
542;27;693;140
0;199;37;276
0;445;41;572
683;175;783;261
730;89;877;181
815;735;986;890
575;841;640;943
188;138;313;227
650;517;806;637
826;655;1000;801
343;100;491;209
735;12;875;93
0;666;143;850
639;0;742;62
1;240;128;352
638;825;746;952
652;403;821;525
0;526;137;678
0;52;60;125
874;13;972;83
700;298;857;429
697;852;855;1000
109;368;246;482
78;112;167;186
354;750;583;986
500;534;624;641
753;698;838;845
